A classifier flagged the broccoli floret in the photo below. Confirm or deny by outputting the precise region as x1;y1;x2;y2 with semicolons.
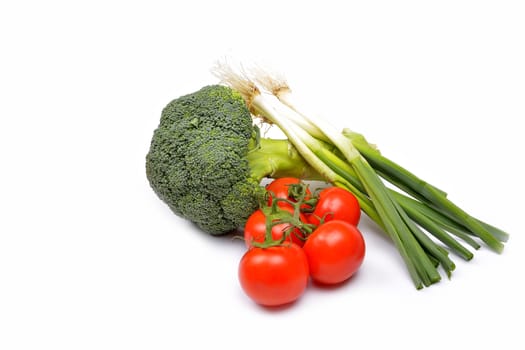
146;85;318;235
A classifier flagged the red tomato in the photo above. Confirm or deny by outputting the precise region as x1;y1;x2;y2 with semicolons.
303;220;365;284
266;177;312;210
308;187;361;227
244;208;307;248
238;244;309;306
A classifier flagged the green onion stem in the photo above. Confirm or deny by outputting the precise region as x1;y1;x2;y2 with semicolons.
393;194;482;250
352;157;441;287
340;130;505;253
343;129;448;198
399;199;474;261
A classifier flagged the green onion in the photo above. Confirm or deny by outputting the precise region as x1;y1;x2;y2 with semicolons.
213;63;508;289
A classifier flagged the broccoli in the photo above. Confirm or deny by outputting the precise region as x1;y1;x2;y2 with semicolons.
145;85;318;235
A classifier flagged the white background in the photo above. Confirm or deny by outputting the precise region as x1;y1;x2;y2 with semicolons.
1;1;524;349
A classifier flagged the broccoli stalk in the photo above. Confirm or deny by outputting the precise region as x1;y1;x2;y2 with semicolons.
247;137;322;182
145;85;318;235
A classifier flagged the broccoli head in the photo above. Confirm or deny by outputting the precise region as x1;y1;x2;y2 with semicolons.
146;85;319;235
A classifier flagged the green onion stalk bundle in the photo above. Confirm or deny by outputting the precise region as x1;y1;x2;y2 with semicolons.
213;63;508;289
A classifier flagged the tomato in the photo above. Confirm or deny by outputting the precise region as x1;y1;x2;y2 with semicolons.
244;208;307;248
308;187;361;227
303;220;365;284
238;243;309;306
266;177;312;210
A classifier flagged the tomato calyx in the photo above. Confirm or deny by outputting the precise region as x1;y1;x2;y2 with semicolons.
250;182;316;249
285;182;311;204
